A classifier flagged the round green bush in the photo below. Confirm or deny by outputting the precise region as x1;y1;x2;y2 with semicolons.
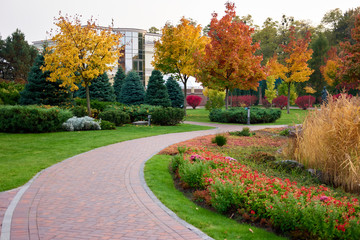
98;110;130;126
213;135;227;147
99;120;116;130
151;107;185;126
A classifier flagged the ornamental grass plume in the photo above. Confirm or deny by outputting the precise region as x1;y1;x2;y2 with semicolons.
295;94;360;192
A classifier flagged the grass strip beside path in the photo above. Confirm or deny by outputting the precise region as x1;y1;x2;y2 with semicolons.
0;124;213;192
144;154;285;240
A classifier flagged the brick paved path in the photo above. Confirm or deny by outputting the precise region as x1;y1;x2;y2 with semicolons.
0;122;286;240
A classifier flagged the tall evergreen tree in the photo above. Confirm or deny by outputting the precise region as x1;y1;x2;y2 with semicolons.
20;55;71;106
75;72;116;102
119;71;145;105
165;76;184;108
113;66;126;102
0;29;37;81
145;70;171;107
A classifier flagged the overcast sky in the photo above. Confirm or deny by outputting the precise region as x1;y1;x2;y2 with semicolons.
1;0;359;43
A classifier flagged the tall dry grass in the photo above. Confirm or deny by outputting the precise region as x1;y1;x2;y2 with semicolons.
295;94;360;192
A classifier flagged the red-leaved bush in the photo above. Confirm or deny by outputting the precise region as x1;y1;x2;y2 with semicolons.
333;93;353;101
186;95;202;109
295;95;316;110
261;97;271;108
272;95;287;109
231;95;258;107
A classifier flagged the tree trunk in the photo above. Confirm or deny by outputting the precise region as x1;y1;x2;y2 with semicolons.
258;85;263;105
183;80;187;116
86;84;91;117
229;90;233;107
287;82;291;114
225;88;229;109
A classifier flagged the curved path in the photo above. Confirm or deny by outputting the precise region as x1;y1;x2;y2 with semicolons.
0;122;286;240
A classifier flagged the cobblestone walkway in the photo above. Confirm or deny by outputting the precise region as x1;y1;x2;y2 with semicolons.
0;122;286;240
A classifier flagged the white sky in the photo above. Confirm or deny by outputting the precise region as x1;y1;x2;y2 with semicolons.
1;0;359;43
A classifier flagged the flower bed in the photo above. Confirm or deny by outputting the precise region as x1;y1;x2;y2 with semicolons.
172;150;360;239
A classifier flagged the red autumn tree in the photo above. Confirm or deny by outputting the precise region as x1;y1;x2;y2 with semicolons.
339;14;360;89
195;2;265;109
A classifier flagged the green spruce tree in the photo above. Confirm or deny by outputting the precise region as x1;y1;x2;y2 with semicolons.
113;66;126;102
166;76;184;108
76;72;116;102
20;54;71;106
119;71;145;105
145;70;171;107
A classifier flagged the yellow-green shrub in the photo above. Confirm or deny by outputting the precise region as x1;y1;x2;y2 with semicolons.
295;94;360;192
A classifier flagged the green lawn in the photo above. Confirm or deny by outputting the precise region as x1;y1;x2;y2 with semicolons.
144;155;285;240
0;124;213;192
186;108;310;125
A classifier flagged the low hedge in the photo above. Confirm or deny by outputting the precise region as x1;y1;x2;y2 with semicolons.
98;110;131;126
104;104;162;122
209;107;281;124
151;107;185;126
74;98;124;112
0;105;72;133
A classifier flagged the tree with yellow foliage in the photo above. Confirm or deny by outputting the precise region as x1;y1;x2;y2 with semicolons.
268;27;313;114
42;14;123;115
152;18;209;114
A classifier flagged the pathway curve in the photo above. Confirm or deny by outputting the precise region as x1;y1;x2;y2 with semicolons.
0;122;286;240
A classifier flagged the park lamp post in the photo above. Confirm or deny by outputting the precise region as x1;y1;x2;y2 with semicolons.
245;107;250;125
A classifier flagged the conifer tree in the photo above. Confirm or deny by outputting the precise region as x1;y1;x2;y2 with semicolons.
165;76;184;108
145;70;171;107
119;71;145;105
20;55;70;106
113;66;126;102
76;72;116;102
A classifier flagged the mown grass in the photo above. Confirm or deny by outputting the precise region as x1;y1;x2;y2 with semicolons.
186;108;309;125
0;124;214;192
144;154;285;240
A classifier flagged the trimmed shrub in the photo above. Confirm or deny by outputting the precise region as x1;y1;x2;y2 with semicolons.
209;108;281;124
272;95;287;109
295;95;316;109
98;110;130;126
151;107;185;126
73;98;123;112
104;104;162;122
69;105;87;117
186;95;202;109
231;95;258;107
0;105;72;133
62;116;100;131
98;120;116;130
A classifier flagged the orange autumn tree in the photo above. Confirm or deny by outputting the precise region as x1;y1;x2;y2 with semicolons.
268;26;313;113
42;14;122;116
321;47;341;87
152;18;209;114
195;2;265;109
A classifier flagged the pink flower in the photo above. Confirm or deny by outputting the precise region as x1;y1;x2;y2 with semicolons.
320;196;330;202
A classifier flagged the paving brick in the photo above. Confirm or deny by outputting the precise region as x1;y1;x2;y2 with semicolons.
1;122;286;239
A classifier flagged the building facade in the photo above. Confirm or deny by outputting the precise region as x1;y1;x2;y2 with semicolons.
32;28;161;86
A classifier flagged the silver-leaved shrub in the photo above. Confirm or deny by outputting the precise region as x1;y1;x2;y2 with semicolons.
62;116;101;131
